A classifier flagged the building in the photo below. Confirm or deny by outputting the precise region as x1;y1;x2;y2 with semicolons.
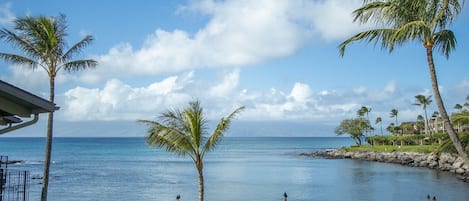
0;80;57;134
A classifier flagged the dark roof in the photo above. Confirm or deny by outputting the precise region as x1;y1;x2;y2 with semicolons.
0;80;57;118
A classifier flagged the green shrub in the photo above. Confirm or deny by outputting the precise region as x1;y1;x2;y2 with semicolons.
438;134;469;154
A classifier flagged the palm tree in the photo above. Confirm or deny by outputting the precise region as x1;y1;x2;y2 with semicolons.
0;14;97;201
339;0;469;163
139;101;244;201
375;116;383;135
455;104;463;112
357;106;372;137
416;115;425;134
390;109;398;125
413;95;432;135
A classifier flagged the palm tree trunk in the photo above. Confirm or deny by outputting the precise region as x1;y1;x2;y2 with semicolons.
41;75;55;201
196;159;204;201
426;47;469;164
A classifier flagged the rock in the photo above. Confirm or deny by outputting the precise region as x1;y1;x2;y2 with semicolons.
453;159;464;169
455;168;465;174
299;149;469;183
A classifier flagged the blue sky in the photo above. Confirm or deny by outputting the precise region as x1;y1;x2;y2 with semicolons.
0;0;468;137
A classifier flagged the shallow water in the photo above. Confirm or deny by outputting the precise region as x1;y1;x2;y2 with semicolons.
0;137;468;201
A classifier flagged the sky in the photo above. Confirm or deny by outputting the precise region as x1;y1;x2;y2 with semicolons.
0;0;468;137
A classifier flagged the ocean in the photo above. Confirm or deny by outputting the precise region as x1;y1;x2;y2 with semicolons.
0;137;468;201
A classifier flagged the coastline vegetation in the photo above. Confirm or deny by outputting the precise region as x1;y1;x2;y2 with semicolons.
339;0;469;164
335;94;469;155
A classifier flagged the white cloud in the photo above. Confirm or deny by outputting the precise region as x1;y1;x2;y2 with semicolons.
305;0;368;41
78;0;366;83
208;69;240;97
57;68;459;129
0;3;15;25
60;73;194;121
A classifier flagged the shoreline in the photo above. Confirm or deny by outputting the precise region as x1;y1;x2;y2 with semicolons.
301;149;469;182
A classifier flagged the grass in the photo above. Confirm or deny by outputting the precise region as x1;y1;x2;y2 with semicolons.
343;144;439;154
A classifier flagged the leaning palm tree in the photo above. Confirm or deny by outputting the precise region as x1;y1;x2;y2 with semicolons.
413;94;432;136
0;14;97;201
139;101;244;201
339;0;469;163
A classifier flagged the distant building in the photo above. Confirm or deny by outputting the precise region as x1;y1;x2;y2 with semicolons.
428;116;446;134
400;121;418;135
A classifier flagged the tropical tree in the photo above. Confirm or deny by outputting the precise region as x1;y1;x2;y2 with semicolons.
338;0;469;163
387;123;396;135
413;94;432;135
139;101;244;201
0;15;97;201
375;116;383;135
416;115;425;134
452;111;469;133
390;109;399;126
335;117;371;146
357;106;372;137
455;103;464;112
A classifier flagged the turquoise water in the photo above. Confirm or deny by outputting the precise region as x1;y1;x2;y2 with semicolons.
1;137;468;201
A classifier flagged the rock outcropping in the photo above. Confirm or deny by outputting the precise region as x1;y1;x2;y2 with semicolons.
301;150;469;182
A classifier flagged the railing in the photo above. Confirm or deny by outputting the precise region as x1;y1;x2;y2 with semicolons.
0;156;29;201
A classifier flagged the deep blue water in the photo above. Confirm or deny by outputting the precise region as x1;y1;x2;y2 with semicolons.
1;137;468;201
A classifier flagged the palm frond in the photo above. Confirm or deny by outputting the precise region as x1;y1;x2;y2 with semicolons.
62;35;94;61
203;106;245;156
0;29;41;59
139;119;195;158
339;28;397;56
392;20;430;48
61;59;97;73
0;53;38;68
183;101;207;153
433;29;456;58
353;1;394;25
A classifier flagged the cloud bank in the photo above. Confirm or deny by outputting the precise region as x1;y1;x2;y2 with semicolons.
78;0;365;83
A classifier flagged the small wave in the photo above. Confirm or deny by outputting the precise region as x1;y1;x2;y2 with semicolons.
24;161;43;165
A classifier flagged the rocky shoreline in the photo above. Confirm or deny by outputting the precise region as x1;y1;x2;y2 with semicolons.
301;149;469;182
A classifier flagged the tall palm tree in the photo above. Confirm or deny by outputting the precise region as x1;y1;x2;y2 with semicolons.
357;106;372;137
390;109;398;125
0;14;97;201
413;94;432;135
339;0;469;163
139;101;244;201
375;116;383;135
